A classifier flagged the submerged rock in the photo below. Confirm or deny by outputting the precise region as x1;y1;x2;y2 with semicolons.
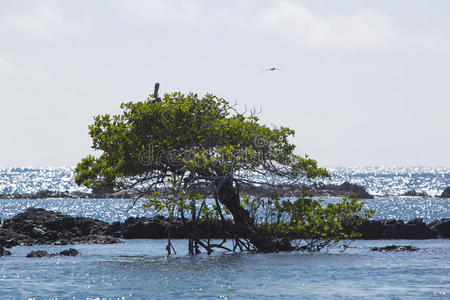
370;245;420;252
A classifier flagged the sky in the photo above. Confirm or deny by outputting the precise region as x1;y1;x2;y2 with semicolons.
1;0;449;168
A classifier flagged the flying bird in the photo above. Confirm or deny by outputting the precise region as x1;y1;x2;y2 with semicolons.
264;67;284;71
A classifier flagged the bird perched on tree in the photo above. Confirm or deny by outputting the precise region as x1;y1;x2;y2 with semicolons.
147;82;161;103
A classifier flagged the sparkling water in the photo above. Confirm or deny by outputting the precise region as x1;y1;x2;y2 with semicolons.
0;167;449;298
1;166;449;196
0;197;448;224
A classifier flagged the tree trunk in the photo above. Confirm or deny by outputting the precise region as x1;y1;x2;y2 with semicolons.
216;177;279;252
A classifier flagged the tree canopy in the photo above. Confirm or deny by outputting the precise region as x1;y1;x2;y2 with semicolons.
75;91;372;254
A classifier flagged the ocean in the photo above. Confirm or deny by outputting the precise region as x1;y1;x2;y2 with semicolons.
1;166;449;197
0;167;449;299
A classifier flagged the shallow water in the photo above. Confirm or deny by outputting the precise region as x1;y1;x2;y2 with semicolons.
1;239;449;299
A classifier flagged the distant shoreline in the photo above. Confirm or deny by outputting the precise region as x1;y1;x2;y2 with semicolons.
1;182;449;200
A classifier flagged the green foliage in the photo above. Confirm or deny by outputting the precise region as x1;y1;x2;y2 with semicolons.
242;195;374;252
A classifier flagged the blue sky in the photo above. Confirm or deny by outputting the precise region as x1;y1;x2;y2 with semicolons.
1;0;449;167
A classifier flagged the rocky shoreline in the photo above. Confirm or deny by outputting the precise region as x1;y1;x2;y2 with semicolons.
1;183;449;200
1;208;449;257
0;182;375;199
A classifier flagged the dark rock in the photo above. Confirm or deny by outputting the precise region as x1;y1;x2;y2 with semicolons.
357;219;438;239
91;184;114;196
1;182;374;199
119;216;231;239
401;190;429;197
26;250;50;257
357;220;386;239
26;248;80;257
428;219;450;238
407;218;424;225
0;247;11;256
237;181;374;199
384;222;437;239
105;221;123;237
122;217;178;239
59;248;80;256
440;187;450;198
72;235;122;244
0;228;34;246
371;245;420;252
74;217;109;236
331;181;374;199
0;208;120;246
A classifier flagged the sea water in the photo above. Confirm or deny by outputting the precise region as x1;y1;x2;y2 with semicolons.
0;239;449;299
0;197;448;224
1;166;449;197
0;167;449;299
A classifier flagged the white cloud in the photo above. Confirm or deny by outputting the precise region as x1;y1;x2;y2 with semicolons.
259;0;450;54
1;2;65;37
260;1;398;50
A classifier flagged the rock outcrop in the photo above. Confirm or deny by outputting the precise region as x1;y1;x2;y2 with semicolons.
1;208;448;258
26;248;80;258
371;245;420;252
440;187;450;198
357;218;438;239
118;217;231;239
400;190;429;197
0;208;121;246
0;246;11;256
0;181;374;199
239;181;374;199
428;219;450;238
